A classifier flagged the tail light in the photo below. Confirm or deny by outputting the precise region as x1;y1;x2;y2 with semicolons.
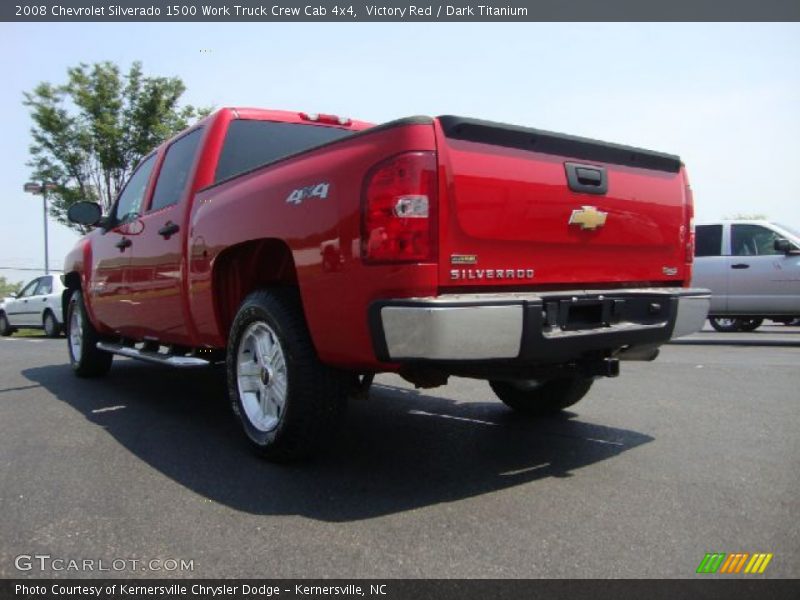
683;171;695;287
362;151;437;263
684;182;695;264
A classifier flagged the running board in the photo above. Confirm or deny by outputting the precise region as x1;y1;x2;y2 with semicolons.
96;342;211;367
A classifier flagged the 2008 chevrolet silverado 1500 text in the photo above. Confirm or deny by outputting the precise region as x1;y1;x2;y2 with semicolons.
63;108;710;461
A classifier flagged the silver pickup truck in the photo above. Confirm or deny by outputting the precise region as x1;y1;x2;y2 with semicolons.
693;220;800;331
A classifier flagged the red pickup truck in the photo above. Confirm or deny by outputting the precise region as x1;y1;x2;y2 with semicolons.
63;108;709;460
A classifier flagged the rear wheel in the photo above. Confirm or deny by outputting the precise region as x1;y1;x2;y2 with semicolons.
709;317;742;332
0;312;13;336
66;290;113;377
737;318;763;332
489;376;594;416
227;289;347;462
43;311;61;338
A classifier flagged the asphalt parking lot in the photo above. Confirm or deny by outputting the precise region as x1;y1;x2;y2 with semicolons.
0;325;798;578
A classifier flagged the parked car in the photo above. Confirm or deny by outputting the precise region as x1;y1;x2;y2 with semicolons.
693;220;800;331
62;107;708;461
0;274;65;337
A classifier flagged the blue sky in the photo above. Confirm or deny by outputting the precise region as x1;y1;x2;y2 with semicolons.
1;22;799;285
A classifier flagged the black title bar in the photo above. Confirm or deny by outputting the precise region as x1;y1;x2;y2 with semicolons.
3;0;800;22
2;580;800;600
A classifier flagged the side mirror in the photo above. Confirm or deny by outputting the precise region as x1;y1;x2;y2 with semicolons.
773;238;799;255
67;201;103;227
7;293;17;299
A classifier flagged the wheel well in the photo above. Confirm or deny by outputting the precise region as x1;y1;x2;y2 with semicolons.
212;239;298;336
62;271;81;321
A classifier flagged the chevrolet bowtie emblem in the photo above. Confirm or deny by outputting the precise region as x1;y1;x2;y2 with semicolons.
568;206;608;230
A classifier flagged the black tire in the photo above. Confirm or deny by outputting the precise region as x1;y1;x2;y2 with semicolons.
708;317;742;332
737;318;763;332
43;311;61;338
489;376;594;416
66;290;113;377
226;288;347;462
0;312;13;336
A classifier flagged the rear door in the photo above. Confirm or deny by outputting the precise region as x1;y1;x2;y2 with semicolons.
728;223;800;313
125;127;204;344
692;224;727;313
435;117;690;289
26;275;55;327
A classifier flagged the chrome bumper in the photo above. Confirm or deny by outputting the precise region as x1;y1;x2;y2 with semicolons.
372;288;710;362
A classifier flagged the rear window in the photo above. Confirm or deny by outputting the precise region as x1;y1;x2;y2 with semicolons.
695;225;723;257
215;120;354;183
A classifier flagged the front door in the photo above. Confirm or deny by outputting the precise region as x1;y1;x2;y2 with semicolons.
5;278;41;327
88;154;157;333
727;223;800;314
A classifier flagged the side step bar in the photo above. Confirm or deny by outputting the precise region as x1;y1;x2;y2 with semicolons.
96;342;211;368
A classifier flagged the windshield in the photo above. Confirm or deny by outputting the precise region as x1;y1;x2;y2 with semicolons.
775;223;800;239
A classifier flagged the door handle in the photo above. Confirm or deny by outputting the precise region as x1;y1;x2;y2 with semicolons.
731;263;750;269
115;237;132;251
158;221;180;239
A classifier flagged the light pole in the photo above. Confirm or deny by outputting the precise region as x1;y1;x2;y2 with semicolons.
23;181;57;274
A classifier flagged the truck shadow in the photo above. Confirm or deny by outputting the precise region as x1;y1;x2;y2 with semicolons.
23;361;653;522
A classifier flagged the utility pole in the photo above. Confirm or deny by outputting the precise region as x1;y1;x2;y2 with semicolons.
23;181;57;274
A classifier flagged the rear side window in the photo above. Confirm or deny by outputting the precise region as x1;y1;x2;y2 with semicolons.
35;276;52;295
150;128;203;212
695;225;723;257
215;120;354;183
115;154;157;223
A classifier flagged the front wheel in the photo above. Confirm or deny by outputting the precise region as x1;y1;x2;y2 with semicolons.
489;376;594;416
226;289;347;462
0;312;13;336
66;290;113;377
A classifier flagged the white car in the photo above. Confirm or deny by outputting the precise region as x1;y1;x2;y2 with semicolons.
0;274;65;337
692;220;800;331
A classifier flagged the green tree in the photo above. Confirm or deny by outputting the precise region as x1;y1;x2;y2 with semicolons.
23;61;211;232
0;276;22;298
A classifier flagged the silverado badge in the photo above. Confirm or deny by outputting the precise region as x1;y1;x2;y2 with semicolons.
568;206;607;230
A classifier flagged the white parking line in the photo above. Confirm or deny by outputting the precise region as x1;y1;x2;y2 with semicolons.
408;409;498;427
91;405;126;414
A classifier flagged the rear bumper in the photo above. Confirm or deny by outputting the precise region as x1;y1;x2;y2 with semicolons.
370;288;710;363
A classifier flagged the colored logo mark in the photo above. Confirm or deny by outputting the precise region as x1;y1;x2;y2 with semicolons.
696;552;773;574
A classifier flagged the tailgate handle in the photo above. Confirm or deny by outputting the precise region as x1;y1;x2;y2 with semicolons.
565;162;608;195
731;263;750;269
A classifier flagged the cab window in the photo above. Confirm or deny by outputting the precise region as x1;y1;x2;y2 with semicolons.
149;128;203;212
215;120;354;183
114;154;157;223
731;224;787;256
695;225;723;257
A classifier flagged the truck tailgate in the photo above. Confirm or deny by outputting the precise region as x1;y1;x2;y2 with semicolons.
435;116;691;289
